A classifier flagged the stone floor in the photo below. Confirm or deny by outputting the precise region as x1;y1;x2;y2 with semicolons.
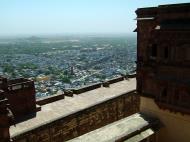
10;78;136;138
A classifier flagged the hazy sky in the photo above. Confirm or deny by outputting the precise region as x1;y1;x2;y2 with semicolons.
0;0;189;36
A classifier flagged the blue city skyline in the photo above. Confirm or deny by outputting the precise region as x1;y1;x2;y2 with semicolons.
0;0;189;36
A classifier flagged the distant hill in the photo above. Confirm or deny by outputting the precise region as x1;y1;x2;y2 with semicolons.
26;36;42;42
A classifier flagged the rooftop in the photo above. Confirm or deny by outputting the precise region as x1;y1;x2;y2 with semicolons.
10;78;136;138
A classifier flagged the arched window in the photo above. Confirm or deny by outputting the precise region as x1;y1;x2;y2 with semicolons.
164;46;169;59
150;44;157;58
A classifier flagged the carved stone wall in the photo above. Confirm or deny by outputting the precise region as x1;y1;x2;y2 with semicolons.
136;3;190;114
11;91;139;142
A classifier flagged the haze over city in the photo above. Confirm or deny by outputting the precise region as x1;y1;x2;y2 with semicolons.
0;0;189;36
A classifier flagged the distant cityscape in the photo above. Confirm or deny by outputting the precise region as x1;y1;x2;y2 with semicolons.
0;35;136;98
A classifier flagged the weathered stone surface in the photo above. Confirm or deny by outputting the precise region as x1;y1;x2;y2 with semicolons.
10;79;138;142
0;77;36;120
